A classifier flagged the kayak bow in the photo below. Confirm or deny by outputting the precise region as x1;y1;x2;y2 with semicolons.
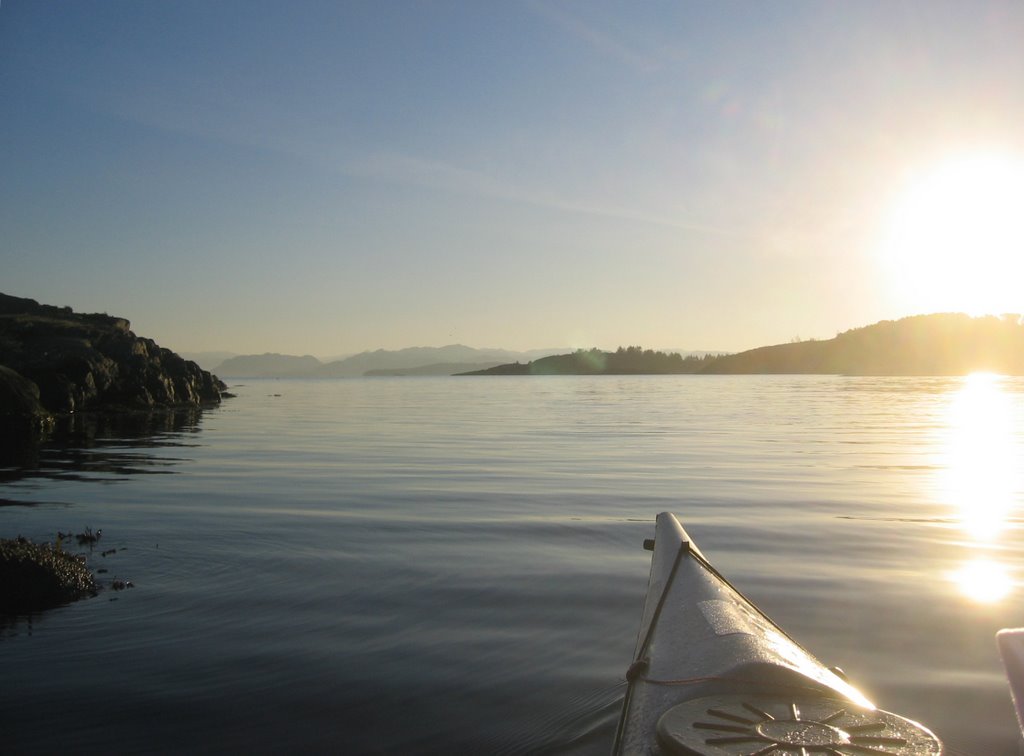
997;628;1024;739
613;513;942;755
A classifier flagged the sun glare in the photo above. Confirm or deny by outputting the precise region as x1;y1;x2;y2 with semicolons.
951;558;1013;604
939;373;1020;541
879;152;1024;316
936;374;1021;603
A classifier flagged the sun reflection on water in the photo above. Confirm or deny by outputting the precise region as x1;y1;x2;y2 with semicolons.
951;558;1013;604
938;373;1022;602
940;373;1020;541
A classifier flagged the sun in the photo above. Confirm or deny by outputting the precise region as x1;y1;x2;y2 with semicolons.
878;151;1024;316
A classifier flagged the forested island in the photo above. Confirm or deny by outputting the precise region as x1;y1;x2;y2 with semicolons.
460;347;722;375
463;314;1024;376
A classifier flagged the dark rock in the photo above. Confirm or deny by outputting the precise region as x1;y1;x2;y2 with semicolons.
0;364;49;416
0;364;54;434
0;537;98;614
0;292;227;420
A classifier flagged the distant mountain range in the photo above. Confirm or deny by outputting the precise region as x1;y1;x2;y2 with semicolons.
179;351;239;371
199;312;1024;379
213;353;322;377
211;345;569;377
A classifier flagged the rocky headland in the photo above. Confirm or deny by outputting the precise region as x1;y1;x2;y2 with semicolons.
0;293;227;432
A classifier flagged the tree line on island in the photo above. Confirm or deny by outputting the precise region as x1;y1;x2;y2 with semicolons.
462;313;1024;376
460;346;723;375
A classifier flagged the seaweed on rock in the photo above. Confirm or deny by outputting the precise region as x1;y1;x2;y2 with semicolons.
0;537;98;614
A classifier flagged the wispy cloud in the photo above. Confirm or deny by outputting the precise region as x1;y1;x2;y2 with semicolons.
345;151;752;239
95;83;746;238
527;1;666;73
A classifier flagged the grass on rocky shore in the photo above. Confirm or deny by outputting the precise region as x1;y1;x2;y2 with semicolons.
0;536;98;614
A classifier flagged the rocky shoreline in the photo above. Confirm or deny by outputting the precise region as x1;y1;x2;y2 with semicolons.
0;293;229;431
0;293;227;615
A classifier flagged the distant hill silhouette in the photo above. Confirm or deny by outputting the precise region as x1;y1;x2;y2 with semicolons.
364;361;508;376
702;313;1024;375
215;345;567;377
461;347;721;375
180;351;238;371
215;353;322;377
210;313;1023;379
461;314;1024;377
314;345;561;377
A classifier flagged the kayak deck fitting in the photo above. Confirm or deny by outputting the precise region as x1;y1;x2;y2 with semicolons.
612;512;942;755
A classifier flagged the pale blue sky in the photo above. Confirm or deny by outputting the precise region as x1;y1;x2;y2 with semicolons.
3;1;1023;356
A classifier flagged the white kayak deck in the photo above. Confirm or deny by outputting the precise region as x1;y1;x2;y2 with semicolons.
613;512;942;755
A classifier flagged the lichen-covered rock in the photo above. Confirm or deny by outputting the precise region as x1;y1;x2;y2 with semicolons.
0;538;98;614
0;292;227;416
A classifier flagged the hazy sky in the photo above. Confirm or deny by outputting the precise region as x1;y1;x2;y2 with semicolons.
3;1;1024;357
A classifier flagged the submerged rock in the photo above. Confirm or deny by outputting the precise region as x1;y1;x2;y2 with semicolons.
0;537;98;614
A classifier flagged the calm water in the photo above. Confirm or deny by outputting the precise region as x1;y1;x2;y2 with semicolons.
1;375;1022;755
